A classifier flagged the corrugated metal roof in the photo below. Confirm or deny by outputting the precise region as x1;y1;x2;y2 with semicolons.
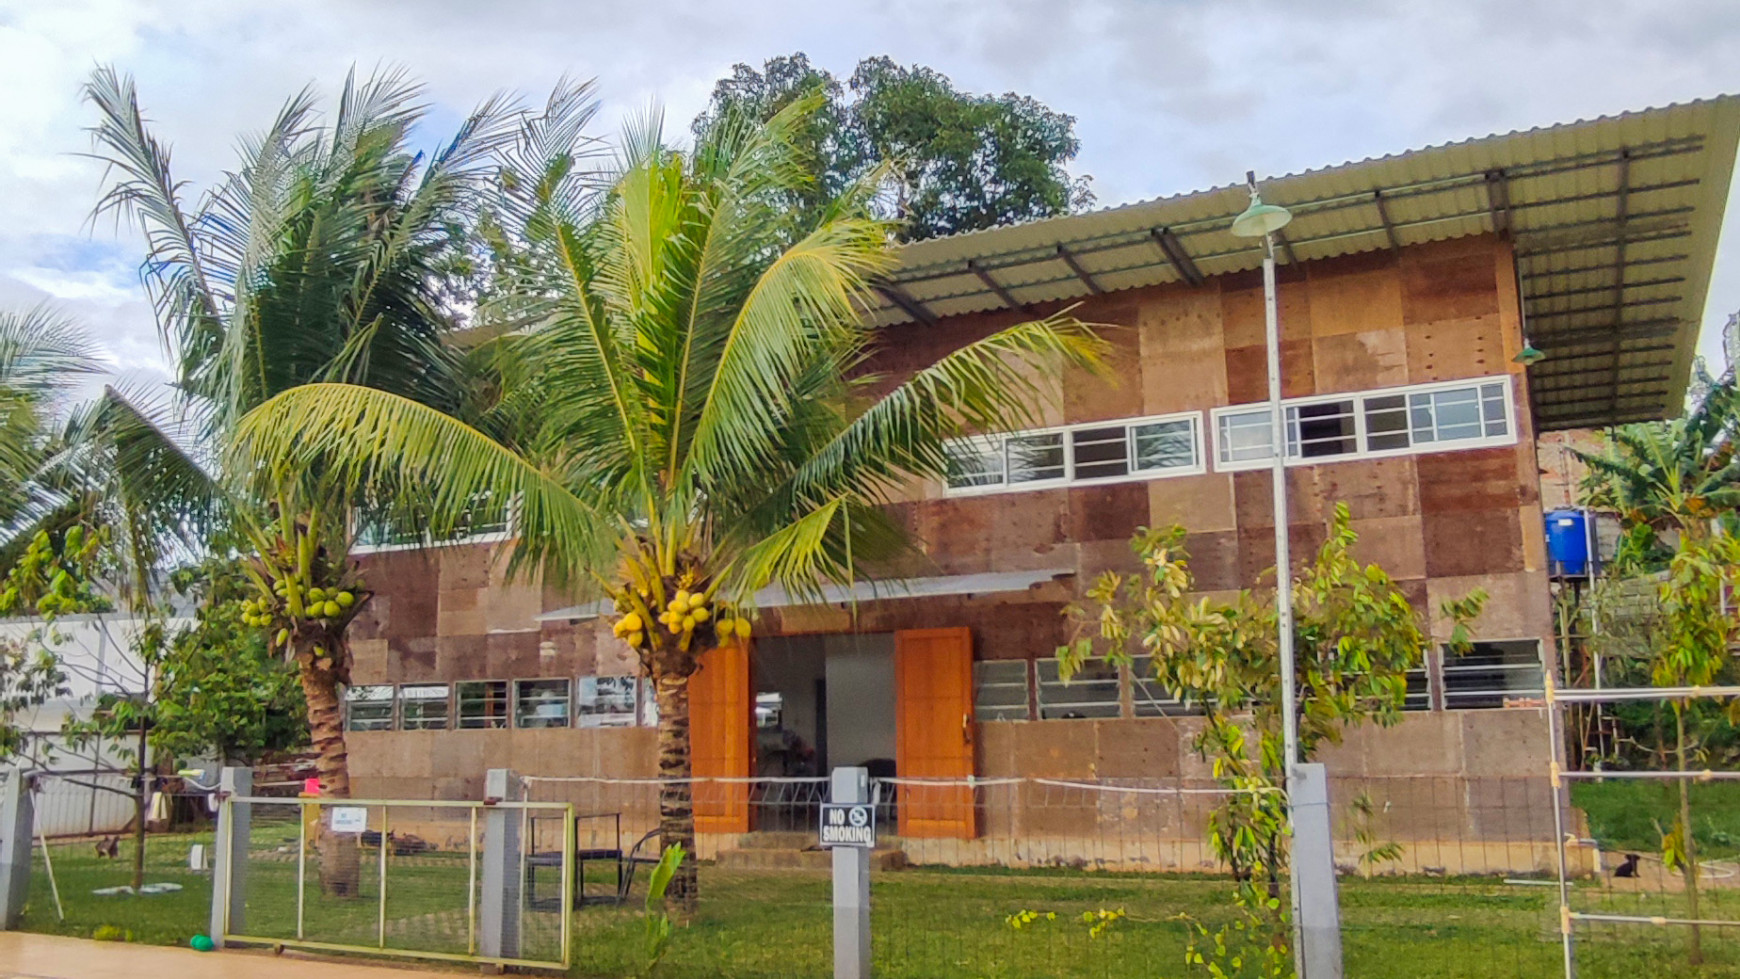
535;567;1074;622
871;97;1740;430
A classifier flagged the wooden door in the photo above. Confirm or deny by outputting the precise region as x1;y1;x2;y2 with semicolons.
690;640;752;834
894;627;977;838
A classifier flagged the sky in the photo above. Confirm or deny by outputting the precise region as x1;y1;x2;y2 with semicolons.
2;0;1738;390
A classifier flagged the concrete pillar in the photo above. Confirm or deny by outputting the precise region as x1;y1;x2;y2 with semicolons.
208;766;251;947
1291;762;1344;979
0;773;34;928
831;766;871;979
480;768;524;960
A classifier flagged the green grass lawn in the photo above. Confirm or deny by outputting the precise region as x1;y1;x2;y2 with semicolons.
21;831;1738;977
1573;779;1740;857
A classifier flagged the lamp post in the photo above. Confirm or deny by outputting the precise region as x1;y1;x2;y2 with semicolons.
1229;173;1300;778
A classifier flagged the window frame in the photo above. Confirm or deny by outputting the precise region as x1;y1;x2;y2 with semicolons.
577;675;640;729
399;683;452;730
514;678;573;729
1034;657;1124;720
943;410;1205;497
973;659;1034;722
1440;638;1546;710
343;684;396;732
456;679;511;730
1210;374;1517;473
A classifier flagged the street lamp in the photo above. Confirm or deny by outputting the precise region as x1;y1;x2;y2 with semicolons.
1228;174;1299;780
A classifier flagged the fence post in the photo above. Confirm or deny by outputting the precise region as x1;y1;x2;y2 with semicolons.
831;766;871;979
1291;762;1344;979
480;768;524;960
0;773;34;928
209;766;251;947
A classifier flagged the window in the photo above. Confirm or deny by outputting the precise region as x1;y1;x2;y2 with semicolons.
400;684;451;730
945;436;1003;490
1441;640;1544;709
344;685;394;732
945;413;1202;495
1217;408;1275;466
1288;399;1357;458
1403;667;1431;711
515;679;572;728
1213;376;1515;471
1006;432;1066;485
1036;658;1122;720
457;680;510;729
973;660;1032;721
577;676;639;728
1130;656;1201;717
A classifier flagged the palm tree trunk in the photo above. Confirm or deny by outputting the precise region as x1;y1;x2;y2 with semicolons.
297;639;359;897
1677;706;1703;965
654;671;698;913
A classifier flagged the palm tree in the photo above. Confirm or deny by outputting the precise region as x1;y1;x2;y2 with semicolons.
232;98;1104;906
1575;378;1740;965
84;66;526;893
0;306;98;534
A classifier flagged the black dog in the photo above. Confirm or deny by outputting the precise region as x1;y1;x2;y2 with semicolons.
93;836;119;859
1614;853;1641;878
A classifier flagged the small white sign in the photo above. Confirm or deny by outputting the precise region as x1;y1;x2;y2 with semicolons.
329;806;369;834
818;803;875;848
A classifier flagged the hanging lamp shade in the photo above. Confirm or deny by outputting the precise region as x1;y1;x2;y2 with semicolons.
1230;192;1293;238
1513;343;1546;367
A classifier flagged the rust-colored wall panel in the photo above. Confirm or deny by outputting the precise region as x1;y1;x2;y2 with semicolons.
1233;468;1326;529
1422;509;1525;578
1401;239;1502;324
986;489;1070;570
1315;456;1419;519
1305;260;1403;339
1148;472;1235;533
1224;339;1314;403
1068;482;1149;544
1417;448;1526;514
1182;531;1240;592
1312;328;1408;392
1348;515;1428;581
1140;285;1226;414
435;634;489;681
1064;324;1143;424
1221;272;1311;349
915;498;994;574
1405;314;1505;383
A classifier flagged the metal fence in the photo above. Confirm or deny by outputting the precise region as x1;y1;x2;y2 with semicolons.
216;794;572;971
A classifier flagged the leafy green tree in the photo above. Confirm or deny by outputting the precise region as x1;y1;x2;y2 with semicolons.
0;306;98;534
231;97;1103;907
84;66;515;893
1059;505;1483;976
1575;379;1740;965
694;54;1093;240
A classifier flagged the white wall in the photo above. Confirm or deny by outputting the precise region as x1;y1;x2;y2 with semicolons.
823;634;896;769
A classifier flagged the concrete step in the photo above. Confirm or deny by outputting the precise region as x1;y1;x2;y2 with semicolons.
714;847;908;871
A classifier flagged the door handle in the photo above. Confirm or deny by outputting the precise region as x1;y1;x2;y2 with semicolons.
961;712;974;746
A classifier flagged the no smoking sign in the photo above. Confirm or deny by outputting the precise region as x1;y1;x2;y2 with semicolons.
818;803;876;848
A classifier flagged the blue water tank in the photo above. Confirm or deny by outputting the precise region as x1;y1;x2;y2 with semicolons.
1545;509;1592;576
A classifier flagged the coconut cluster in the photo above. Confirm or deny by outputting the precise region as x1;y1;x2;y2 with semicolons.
611;586;752;650
241;581;359;630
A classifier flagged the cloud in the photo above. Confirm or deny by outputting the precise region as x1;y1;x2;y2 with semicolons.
2;0;1737;380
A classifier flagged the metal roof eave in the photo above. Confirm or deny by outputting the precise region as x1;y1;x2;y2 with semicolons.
871;96;1740;431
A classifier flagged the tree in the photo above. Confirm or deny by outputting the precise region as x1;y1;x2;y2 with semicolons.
231;97;1104;908
0;306;98;537
1574;383;1740;965
694;54;1094;240
1059;505;1483;975
84;66;512;893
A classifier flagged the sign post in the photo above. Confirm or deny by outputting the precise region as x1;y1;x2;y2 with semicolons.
826;767;872;979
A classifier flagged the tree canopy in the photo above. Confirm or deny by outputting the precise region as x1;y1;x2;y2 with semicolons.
693;53;1094;240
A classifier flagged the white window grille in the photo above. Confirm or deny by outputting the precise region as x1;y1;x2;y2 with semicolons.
945;412;1202;494
1441;640;1545;709
1036;658;1122;719
343;685;394;732
577;676;639;728
1129;656;1201;717
514;679;572;729
973;660;1032;721
456;680;509;729
399;684;451;730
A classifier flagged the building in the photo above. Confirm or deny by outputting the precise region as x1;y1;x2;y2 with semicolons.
343;97;1738;867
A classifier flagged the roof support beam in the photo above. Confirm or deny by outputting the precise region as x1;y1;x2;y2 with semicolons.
1525;276;1686;302
1525;295;1681;319
874;283;937;326
1372;189;1402;253
1151;228;1205;286
1485;169;1512;238
1606;149;1633;415
967;260;1024;311
1530;316;1680;340
1272;228;1301;266
1054;244;1104;294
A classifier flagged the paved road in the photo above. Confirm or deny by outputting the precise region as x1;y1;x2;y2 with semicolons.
0;932;464;977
